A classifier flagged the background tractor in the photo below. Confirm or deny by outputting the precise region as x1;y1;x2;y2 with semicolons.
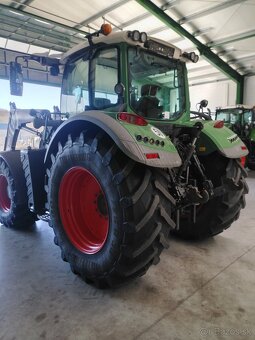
0;25;249;288
216;105;255;170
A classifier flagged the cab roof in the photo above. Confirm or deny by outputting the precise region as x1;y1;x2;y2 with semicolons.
61;30;183;64
216;104;255;111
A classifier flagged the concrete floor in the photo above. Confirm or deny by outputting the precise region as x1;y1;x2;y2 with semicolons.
0;172;255;340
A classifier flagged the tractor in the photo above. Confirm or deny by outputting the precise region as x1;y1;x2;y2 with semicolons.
0;24;248;288
216;105;255;170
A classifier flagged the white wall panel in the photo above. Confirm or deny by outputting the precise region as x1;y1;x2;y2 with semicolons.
244;76;255;106
189;80;236;113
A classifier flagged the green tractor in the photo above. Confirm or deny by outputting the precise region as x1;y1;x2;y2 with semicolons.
0;25;248;288
216;105;255;170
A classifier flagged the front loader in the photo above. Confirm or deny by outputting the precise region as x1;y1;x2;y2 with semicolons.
0;25;248;288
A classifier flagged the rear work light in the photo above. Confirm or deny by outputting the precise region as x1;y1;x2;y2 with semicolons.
214;120;224;128
128;30;148;43
118;112;148;126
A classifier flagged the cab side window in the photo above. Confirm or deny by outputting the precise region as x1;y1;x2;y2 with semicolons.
93;48;118;109
61;59;89;115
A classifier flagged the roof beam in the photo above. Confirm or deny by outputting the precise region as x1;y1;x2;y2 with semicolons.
208;29;255;48
136;0;244;103
135;0;242;84
187;65;214;73
189;72;224;81
0;48;62;86
0;13;82;45
0;27;71;51
116;0;179;30
162;0;181;11
74;0;131;29
15;0;36;11
228;54;255;64
0;4;90;37
179;0;248;24
117;13;150;30
190;78;229;87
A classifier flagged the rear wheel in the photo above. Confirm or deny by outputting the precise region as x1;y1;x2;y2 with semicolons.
0;159;36;228
173;153;248;239
47;131;175;288
59;166;109;254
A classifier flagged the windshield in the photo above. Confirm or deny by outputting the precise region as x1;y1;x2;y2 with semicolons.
216;108;255;124
216;109;242;124
243;109;255;123
128;47;185;120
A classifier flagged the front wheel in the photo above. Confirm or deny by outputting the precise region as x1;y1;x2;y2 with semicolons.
0;158;36;229
173;154;248;239
47;131;175;288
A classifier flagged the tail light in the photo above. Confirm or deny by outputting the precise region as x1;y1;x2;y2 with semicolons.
145;153;159;159
118;112;148;126
240;156;246;167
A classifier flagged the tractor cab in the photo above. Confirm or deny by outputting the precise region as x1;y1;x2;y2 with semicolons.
60;26;198;122
215;105;255;138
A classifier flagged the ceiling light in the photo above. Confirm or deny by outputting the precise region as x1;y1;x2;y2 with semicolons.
34;19;52;26
9;10;24;17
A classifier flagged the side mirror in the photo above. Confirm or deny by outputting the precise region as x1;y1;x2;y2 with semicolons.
200;99;208;108
10;61;23;96
50;65;60;76
114;83;125;96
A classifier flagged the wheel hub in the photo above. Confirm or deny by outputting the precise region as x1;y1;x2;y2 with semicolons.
0;175;11;212
59;167;109;254
96;193;108;217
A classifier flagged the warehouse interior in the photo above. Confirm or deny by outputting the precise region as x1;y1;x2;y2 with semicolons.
0;0;255;339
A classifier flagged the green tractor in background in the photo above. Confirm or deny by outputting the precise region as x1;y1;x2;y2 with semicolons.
216;105;255;170
0;25;249;288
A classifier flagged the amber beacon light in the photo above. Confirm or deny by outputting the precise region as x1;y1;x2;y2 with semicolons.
101;23;112;36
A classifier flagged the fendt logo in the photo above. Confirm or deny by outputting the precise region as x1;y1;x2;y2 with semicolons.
227;134;239;143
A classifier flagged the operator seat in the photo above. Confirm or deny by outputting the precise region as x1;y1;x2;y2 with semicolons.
136;84;162;118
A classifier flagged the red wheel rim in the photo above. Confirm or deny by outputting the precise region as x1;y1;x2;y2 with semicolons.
0;175;11;212
59;167;109;254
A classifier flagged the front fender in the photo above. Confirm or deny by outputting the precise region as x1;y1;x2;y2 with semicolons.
44;111;182;168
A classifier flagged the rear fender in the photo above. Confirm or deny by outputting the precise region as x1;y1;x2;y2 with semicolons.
249;128;255;142
195;121;249;158
44;111;182;168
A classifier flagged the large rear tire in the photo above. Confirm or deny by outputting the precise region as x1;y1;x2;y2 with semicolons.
0;159;36;229
47;131;175;288
247;141;255;170
173;153;248;240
